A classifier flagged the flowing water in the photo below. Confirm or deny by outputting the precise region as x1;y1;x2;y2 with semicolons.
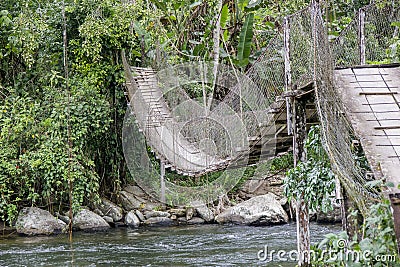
0;222;340;266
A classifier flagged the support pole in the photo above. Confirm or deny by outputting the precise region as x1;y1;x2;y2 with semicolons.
359;8;366;65
389;193;400;255
340;186;362;241
284;17;293;135
293;95;310;267
160;161;166;206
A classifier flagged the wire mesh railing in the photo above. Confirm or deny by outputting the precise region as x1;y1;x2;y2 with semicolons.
122;0;399;208
333;2;400;67
314;1;400;213
281;1;400;214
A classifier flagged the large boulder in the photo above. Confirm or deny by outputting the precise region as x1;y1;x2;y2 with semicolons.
97;198;123;222
16;207;66;236
120;191;145;211
215;193;289;226
73;209;110;231
187;217;205;225
238;176;284;200
144;210;170;219
119;190;160;212
125;211;140;227
144;217;175;227
191;201;214;222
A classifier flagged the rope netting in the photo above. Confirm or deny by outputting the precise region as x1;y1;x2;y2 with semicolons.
281;3;378;213
333;2;400;66
122;1;399;207
317;1;399;213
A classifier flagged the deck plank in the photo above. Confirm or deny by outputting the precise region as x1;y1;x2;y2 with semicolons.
334;66;400;193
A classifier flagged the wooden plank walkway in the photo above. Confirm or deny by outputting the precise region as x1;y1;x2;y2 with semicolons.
127;68;229;176
125;67;319;176
334;65;400;194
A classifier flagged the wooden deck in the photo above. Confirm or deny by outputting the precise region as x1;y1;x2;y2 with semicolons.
334;64;400;194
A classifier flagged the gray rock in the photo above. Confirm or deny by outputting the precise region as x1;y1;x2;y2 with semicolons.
16;207;66;236
120;191;145;211
169;208;186;217
55;212;70;225
239;176;284;199
170;214;177;220
279;197;288;206
215;193;289;226
144;217;175;227
103;216;114;224
125;211;140;227
141;201;161;212
93;208;104;216
97;199;123;222
187;217;205;225
73;209;110;231
135;210;146;222
191;201;214;222
186;207;195;220
144;210;170;219
177;217;187;224
119;191;160;212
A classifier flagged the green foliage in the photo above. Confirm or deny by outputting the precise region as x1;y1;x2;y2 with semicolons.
269;153;294;172
220;4;230;29
236;13;254;68
0;78;109;223
284;125;335;212
312;200;399;266
0;0;143;224
325;0;370;41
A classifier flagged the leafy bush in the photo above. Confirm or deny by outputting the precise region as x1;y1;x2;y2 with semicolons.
312;200;399;266
284;125;335;212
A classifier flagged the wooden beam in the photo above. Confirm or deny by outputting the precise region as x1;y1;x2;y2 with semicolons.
374;126;400;130
359;92;398;96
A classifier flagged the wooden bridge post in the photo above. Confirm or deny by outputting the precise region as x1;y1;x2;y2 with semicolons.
160;160;166;206
340;185;363;241
389;193;400;255
293;94;310;267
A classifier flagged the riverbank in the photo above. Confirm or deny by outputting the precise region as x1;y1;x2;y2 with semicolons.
3;175;341;237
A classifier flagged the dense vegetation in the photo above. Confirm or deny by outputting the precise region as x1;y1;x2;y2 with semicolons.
0;0;394;231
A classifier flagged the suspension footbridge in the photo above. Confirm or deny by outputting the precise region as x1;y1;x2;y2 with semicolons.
122;2;400;263
123;1;399;206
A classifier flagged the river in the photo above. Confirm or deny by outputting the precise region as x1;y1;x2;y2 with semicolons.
0;222;340;266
